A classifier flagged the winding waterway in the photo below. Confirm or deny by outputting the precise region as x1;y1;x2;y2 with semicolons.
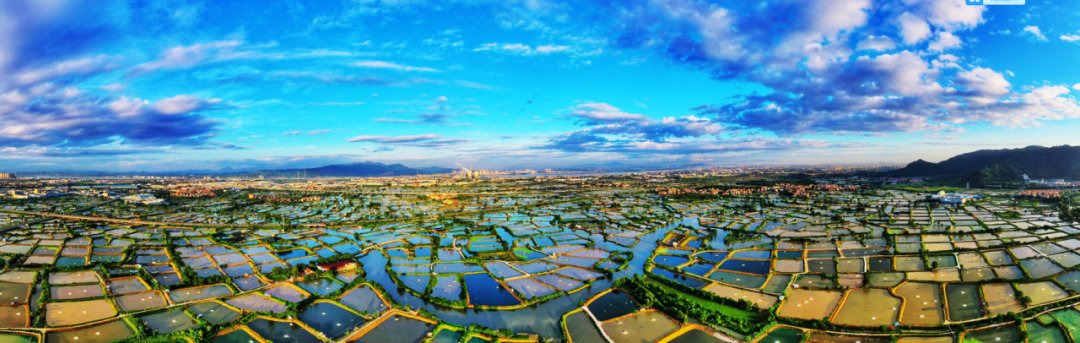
357;219;682;339
355;215;779;340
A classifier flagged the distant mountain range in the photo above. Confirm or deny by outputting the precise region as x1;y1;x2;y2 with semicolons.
247;161;454;177
890;145;1080;185
18;161;455;177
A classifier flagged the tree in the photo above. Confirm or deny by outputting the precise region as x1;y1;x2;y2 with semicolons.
1059;192;1080;223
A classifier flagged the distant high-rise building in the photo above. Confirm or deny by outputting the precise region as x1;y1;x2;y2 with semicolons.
0;173;15;180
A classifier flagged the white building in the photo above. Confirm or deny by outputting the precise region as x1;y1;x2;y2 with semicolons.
122;194;165;205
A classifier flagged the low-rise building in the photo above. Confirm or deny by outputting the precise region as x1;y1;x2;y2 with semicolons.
121;193;165;205
931;190;977;205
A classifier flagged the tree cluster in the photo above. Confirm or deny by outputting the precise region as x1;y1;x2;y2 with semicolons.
1059;191;1080;223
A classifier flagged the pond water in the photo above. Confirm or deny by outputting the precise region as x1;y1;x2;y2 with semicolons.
0;333;34;343
247;318;321;343
169;284;233;303
339;285;388;315
762;274;792;294
56;257;86;267
670;328;724;343
679;262;713;277
140;309;198;334
399;274;431;294
718;259;770;275
431;329;463;343
962;324;1019;343
354;315;433;343
188;301;241;325
435;262;485;273
431;275;463;301
297;277;344;296
507;277;556;299
806;259;837;275
708;270;767;289
1017;281;1069;305
264;284;310;303
513;247;547;261
1051;309;1080;341
925;255;957;269
51;284;104;300
226;294;287;314
868;257;893;272
731;250;771;260
0;282;31;304
587;290;638;321
695;251;729;263
831;288;900;327
895;282;943;326
299;302;367;340
356;219;675;340
600;311;680;343
91;254;124;263
894;256;925;272
564;311;606;343
46;319;135;343
945;284;983;321
757;327;804;343
275;249;308;260
651;267;708;289
1026;319;1067;343
778;289;842;320
1020;257;1063;279
211;328;259;343
486;262;524;279
653;255;689;268
464;273;520;307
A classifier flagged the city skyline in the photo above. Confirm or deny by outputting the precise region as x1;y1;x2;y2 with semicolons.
2;0;1079;172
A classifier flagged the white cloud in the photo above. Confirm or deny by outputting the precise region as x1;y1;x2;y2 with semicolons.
13;55;118;86
351;60;438;72
805;0;871;37
561;102;723;142
898;12;932;45
928;31;962;51
535;45;569;54
1023;25;1048;41
917;0;985;29
568;102;647;122
473;42;572;56
348;134;441;143
863;51;942;97
963;85;1080;127
153;95;221;114
2;86;220;147
132;40;243;75
102;83;125;92
109;96;150;117
348;134;467;147
311;101;365;106
283;129;331;136
130;41;349;76
956;67;1010;105
1061;34;1080;42
856;35;896;51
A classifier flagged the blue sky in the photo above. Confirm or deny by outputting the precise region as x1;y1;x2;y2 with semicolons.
1;0;1078;172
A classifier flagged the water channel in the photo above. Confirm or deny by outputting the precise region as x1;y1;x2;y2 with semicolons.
355;216;773;340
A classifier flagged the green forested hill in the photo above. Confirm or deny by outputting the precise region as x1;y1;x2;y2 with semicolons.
890;145;1080;186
